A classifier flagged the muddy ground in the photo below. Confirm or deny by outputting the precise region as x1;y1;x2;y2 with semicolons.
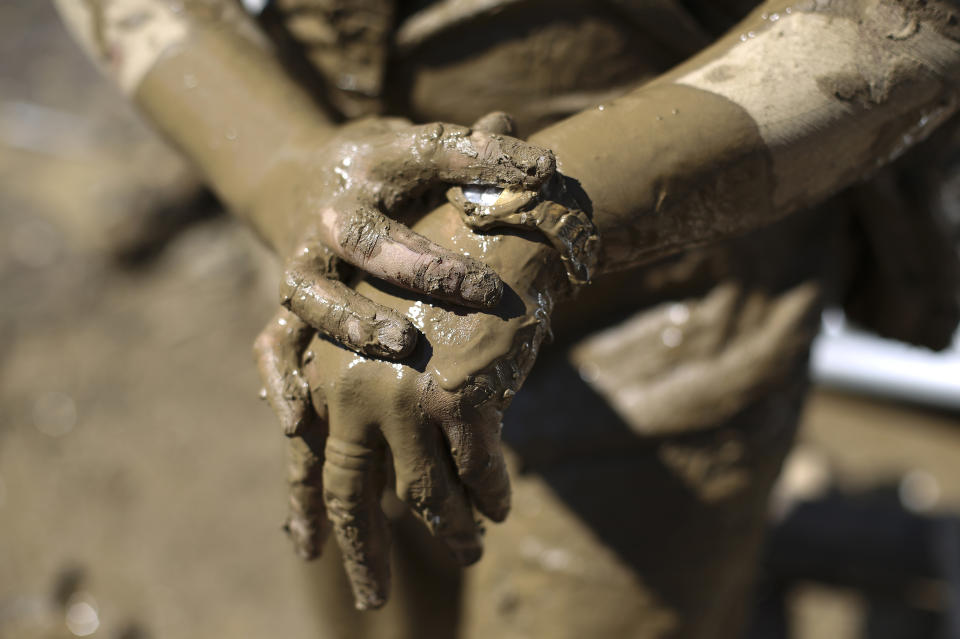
2;2;960;638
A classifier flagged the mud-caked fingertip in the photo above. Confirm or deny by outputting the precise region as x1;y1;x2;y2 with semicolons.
534;153;556;183
460;267;504;308
373;318;418;359
446;531;484;566
482;494;512;524
514;150;556;189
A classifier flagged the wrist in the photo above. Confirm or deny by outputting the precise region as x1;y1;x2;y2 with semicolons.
241;123;340;255
132;19;334;225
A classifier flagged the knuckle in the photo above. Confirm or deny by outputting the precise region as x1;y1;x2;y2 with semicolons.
458;450;497;486
399;470;449;510
325;438;375;474
412;123;447;158
281;368;310;401
443;123;470;139
337;208;387;264
279;270;304;308
326;303;359;344
252;330;277;359
418;122;445;141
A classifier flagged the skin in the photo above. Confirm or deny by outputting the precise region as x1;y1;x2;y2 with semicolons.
293;190;566;610
258;115;581;610
54;0;960;612
269;0;960;608
250;115;554;358
54;0;555;359
546;0;960;271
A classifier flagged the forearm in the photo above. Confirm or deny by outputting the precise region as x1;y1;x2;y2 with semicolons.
53;0;333;246
531;0;960;272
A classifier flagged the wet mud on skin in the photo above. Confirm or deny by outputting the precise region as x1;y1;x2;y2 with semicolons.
20;0;960;636
123;11;562;365
529;83;774;270
294;199;565;609
246;0;960;618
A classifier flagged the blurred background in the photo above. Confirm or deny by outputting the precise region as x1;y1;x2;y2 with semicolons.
0;2;317;637
2;2;960;638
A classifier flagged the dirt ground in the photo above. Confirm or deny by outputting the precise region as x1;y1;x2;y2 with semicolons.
2;2;960;638
0;2;316;637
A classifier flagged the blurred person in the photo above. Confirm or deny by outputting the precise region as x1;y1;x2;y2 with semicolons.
51;0;960;637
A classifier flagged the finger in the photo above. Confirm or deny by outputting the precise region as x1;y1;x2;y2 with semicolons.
471;111;517;136
401;122;555;189
253;308;319;437
379;415;483;565
317;202;504;308
439;416;511;523
282;248;419;359
323;428;391;610
284;428;330;559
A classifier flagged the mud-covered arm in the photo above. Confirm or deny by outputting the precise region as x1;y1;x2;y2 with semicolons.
54;1;557;360
52;0;333;238
529;0;960;272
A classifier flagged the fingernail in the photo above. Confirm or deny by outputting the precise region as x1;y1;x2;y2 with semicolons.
376;319;417;358
460;268;503;308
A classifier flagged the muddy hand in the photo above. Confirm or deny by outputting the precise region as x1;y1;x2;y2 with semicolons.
251;113;546;438
290;183;565;609
255;301;523;610
254;113;568;610
252;115;555;360
301;314;544;610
